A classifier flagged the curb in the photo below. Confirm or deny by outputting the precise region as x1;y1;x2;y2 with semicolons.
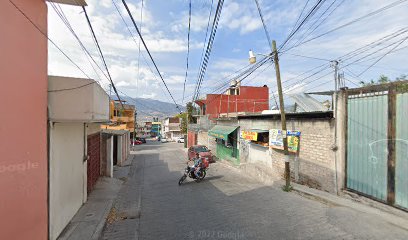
289;182;408;231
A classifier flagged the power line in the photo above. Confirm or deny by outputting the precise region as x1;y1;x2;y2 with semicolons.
194;0;215;98
200;57;270;107
280;0;326;50
49;1;108;85
176;62;253;102
182;0;192;104
285;53;332;61
137;0;144;95
193;0;225;101
48;81;96;92
7;0;92;79
357;36;408;77
111;0;174;106
82;6;124;109
288;0;345;50
121;0;181;113
254;0;273;52
285;0;408;52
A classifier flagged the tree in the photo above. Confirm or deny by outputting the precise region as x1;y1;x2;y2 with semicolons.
175;102;198;134
176;112;187;134
186;102;197;124
378;75;390;84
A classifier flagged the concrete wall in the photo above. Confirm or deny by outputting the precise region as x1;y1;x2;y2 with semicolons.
239;118;336;192
0;1;48;239
48;76;109;122
197;131;209;146
49;123;86;240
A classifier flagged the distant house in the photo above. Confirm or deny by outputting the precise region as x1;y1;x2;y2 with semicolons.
162;117;182;141
151;122;162;137
101;100;136;138
194;81;270;120
188;81;269;150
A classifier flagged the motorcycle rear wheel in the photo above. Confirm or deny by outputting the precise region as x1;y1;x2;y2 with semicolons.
195;170;206;182
178;175;187;185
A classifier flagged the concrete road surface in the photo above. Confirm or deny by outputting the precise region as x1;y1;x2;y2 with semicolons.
101;140;408;240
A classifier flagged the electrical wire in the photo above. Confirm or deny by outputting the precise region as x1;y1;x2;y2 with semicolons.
357;36;408;77
193;0;225;101
7;0;92;79
137;0;144;96
279;0;326;51
121;0;181;113
284;0;408;52
111;0;174;106
49;1;108;85
288;0;345;50
182;0;192;104
82;6;124;109
254;0;273;52
194;0;214;99
48;81;96;92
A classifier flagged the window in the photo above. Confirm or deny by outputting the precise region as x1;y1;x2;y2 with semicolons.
194;146;209;152
251;132;269;147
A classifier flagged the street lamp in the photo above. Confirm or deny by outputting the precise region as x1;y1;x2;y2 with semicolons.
249;50;257;64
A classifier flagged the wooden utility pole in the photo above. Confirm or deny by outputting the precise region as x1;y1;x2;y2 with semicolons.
272;40;291;190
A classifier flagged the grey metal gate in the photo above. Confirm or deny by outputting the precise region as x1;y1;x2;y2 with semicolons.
347;93;388;201
396;92;408;209
346;82;408;209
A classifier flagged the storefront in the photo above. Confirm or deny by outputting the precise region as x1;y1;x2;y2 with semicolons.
208;125;239;165
240;129;270;147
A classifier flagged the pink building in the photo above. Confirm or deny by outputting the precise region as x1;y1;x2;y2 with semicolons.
0;1;86;239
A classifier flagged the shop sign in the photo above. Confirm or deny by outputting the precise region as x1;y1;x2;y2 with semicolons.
240;131;258;141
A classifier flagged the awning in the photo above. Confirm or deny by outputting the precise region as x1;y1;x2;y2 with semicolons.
209;125;238;140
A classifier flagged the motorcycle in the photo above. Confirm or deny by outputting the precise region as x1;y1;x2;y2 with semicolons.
178;157;210;185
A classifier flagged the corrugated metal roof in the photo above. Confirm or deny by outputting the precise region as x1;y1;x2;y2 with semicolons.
289;93;327;112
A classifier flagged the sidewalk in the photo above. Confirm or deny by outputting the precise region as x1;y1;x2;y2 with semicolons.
290;181;408;231
58;157;133;240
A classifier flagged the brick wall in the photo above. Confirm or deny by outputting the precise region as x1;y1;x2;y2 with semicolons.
87;133;101;193
239;118;336;193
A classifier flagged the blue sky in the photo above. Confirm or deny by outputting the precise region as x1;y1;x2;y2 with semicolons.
48;0;408;106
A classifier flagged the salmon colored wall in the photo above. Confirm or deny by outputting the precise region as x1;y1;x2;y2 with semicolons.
187;131;197;148
203;86;269;119
0;0;48;239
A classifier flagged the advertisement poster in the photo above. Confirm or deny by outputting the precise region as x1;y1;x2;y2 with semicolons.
269;129;301;153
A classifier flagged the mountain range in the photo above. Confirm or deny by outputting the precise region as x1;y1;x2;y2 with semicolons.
111;96;185;121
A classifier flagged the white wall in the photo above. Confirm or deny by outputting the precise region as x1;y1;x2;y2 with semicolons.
49;123;86;240
48;76;109;122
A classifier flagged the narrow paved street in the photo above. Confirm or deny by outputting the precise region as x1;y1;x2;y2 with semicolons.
101;140;408;240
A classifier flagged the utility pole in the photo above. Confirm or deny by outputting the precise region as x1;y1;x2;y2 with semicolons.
332;60;339;118
133;111;137;146
272;40;291;191
109;84;112;123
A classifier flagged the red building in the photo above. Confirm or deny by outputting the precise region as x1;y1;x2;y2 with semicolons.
195;83;270;120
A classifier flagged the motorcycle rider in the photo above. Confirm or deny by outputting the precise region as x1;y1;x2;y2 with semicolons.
189;152;202;178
